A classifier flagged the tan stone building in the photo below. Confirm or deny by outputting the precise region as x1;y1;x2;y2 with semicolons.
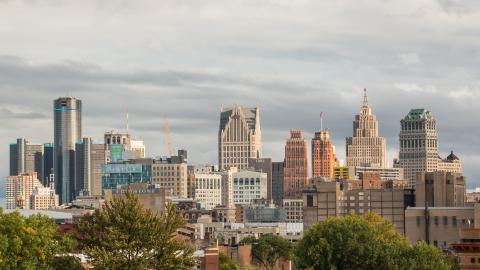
303;177;414;234
312;129;336;178
151;151;188;198
284;130;308;198
6;172;45;209
30;186;59;210
415;171;466;208
396;109;463;188
218;105;262;170
346;89;387;168
405;206;476;248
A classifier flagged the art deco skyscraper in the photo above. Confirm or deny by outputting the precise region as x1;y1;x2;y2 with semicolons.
218;105;262;170
284;130;308;199
54;97;82;204
312;114;336;178
346;89;387;167
396;109;439;188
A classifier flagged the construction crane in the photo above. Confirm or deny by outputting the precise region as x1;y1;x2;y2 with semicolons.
163;115;174;157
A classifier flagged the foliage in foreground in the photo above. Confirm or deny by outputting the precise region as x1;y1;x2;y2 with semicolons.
295;213;456;270
219;252;240;270
76;191;195;270
0;209;74;270
240;234;293;270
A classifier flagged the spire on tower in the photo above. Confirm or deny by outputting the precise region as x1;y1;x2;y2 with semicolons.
320;112;324;131
363;88;368;106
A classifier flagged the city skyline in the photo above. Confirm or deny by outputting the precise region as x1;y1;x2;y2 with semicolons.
1;1;480;191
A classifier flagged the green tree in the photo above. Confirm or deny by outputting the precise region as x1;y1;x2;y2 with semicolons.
0;209;74;270
51;255;84;270
240;234;292;270
76;191;195;270
219;252;240;270
295;213;456;270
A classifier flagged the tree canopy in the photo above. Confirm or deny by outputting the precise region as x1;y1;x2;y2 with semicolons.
295;213;456;270
76;191;195;270
0;209;74;270
240;234;293;270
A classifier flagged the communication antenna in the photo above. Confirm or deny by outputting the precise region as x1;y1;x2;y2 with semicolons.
320;112;324;131
363;88;368;106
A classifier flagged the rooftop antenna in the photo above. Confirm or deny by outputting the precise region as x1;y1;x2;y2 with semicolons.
363;88;368;106
125;107;129;134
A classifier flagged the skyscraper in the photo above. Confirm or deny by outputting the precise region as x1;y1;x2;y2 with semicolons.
54;97;82;204
283;130;308;198
75;137;108;197
311;114;336;178
218;105;262;170
272;161;284;204
346;89;387;167
9;138;44;181
396;109;438;188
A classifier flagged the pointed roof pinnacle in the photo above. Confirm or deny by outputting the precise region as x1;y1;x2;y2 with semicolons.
363;88;368;107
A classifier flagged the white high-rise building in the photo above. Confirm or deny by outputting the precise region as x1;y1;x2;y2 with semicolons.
218;105;262;170
396;109;462;188
232;170;267;205
346;89;387;168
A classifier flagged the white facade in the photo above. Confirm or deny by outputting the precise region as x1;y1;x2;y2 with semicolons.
220;167;238;208
130;139;146;158
232;170;267;205
194;173;222;210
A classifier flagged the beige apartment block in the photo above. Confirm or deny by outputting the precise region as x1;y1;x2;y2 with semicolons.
218;105;262;170
6;172;44;209
405;206;478;249
152;161;188;198
30;187;59;209
416;171;466;207
346;89;387;168
303;177;413;234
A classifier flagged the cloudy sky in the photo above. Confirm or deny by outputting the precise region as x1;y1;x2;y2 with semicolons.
1;0;480;195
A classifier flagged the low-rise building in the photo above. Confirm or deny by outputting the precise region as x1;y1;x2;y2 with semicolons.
195;173;222;210
303;177;414;234
104;183;166;216
405;205;478;248
151;150;188;198
232;170;267;205
283;199;303;223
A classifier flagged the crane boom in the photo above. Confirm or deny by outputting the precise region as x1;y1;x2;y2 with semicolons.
163;115;174;157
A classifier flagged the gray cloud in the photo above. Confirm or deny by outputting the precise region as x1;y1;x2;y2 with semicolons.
0;0;480;193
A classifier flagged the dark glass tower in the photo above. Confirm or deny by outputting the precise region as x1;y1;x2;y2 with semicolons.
54;97;82;204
